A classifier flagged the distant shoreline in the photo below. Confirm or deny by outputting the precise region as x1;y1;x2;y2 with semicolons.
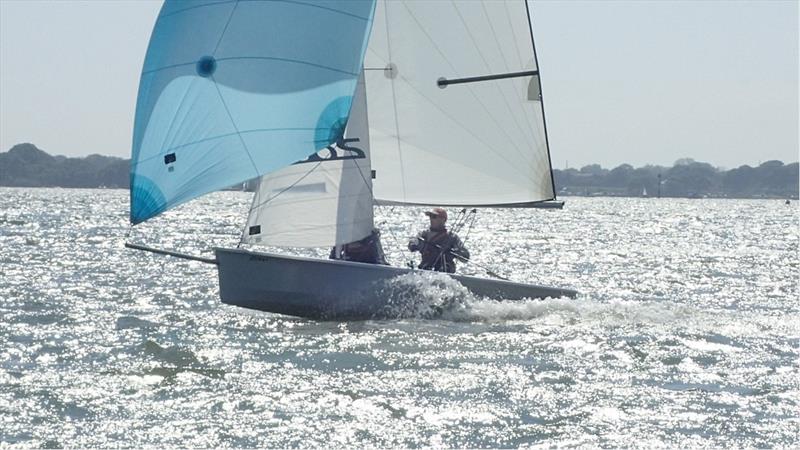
2;143;797;200
1;186;795;202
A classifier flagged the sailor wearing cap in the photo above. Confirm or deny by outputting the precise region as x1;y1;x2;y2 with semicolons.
408;208;470;273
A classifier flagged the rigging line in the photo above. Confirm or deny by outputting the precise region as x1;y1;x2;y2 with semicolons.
210;77;260;177
431;208;467;270
381;206;406;257
247;162;323;212
349;154;374;197
348;149;405;259
452;0;538;158
383;0;408;201
463;215;477;244
377;208;405;262
399;2;531;169
238;161;322;246
432;209;466;269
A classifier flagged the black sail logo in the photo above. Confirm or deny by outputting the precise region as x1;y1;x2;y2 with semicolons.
294;138;365;165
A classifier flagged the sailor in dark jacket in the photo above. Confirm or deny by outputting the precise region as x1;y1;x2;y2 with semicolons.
408;208;469;273
330;228;388;265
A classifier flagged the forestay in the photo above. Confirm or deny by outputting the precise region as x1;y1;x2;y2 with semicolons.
243;75;374;248
365;0;555;206
129;0;376;224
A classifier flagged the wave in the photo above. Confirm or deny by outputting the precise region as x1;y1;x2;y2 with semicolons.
372;271;474;319
371;271;698;325
442;296;695;324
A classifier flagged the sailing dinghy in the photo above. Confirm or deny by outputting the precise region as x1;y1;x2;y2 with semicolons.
127;0;577;320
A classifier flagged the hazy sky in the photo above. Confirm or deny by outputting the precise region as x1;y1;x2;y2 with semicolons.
0;0;797;169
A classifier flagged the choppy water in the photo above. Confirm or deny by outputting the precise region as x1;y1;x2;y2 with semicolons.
1;187;798;447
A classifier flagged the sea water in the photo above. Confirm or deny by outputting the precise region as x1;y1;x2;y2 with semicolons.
0;188;797;447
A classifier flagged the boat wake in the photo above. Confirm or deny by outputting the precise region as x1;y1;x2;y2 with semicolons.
441;297;691;324
372;271;474;319
372;272;697;325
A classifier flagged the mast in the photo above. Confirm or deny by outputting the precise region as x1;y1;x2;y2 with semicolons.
524;0;558;201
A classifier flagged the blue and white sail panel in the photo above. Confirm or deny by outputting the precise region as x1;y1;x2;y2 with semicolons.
130;0;376;224
243;74;374;248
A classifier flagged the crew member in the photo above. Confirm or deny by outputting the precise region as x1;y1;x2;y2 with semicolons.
408;208;469;273
330;228;388;265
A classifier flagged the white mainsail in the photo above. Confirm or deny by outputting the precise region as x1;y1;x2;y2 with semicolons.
242;74;374;248
365;0;555;206
243;0;557;247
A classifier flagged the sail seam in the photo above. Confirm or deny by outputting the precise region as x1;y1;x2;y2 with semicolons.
158;0;235;19
503;0;547;165
152;77;200;166
399;2;531;169
263;0;373;22
524;0;558;199
251;217;375;237
384;0;407;201
130;128;321;168
363;46;536;182
478;0;541;160
212;0;239;55
362;49;535;181
451;0;537;170
249;191;375;209
504;5;547;175
142;57;359;78
386;71;534;181
210;77;261;177
364;46;536;181
159;0;371;22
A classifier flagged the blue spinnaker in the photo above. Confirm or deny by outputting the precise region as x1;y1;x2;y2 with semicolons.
130;0;376;224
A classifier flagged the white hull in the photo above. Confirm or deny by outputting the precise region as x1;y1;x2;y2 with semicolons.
215;248;577;320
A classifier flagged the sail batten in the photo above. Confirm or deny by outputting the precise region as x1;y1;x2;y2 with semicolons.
366;0;555;207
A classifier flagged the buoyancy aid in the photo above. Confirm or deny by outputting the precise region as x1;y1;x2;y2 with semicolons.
414;227;469;273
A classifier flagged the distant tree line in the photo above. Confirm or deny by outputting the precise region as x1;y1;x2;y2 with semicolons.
0;143;128;188
555;158;798;199
1;144;797;199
